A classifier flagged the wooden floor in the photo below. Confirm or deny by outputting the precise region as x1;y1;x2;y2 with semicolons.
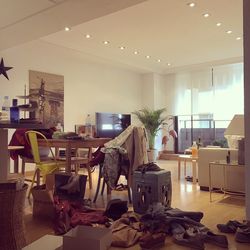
24;160;249;249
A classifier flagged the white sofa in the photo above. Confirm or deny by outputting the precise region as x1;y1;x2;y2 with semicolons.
198;147;245;192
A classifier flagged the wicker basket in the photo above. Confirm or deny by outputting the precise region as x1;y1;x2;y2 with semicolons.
0;183;28;250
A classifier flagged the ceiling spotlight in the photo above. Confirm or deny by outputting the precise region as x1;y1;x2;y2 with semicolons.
146;55;150;59
120;46;125;50
236;37;242;40
134;51;138;55
187;2;195;7
64;27;71;31
226;30;232;34
203;13;210;18
216;22;222;27
103;41;110;45
85;34;91;39
157;59;161;63
167;63;171;66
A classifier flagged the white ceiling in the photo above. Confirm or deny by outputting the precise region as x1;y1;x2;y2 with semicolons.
1;0;243;74
0;0;146;51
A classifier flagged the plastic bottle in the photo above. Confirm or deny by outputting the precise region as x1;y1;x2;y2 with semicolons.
197;137;202;149
226;150;231;164
191;141;198;157
85;114;92;137
56;122;63;132
10;99;20;123
2;96;11;121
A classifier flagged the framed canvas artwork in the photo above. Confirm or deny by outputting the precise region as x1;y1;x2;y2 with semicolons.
29;70;64;127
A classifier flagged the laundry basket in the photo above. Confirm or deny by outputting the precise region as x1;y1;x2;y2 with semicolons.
0;183;28;250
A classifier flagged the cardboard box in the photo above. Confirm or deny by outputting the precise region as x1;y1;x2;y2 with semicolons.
63;226;112;250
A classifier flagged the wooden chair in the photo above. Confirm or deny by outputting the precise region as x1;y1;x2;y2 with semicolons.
93;162;132;203
56;147;93;189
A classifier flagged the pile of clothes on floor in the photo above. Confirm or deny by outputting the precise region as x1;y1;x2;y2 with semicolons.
54;196;250;249
111;203;229;250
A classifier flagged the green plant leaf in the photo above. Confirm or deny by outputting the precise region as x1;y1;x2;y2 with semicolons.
132;107;167;149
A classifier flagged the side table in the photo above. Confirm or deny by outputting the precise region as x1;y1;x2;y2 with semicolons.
178;155;198;184
209;160;245;202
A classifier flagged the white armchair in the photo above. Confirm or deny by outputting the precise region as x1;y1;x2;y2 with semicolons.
198;147;245;191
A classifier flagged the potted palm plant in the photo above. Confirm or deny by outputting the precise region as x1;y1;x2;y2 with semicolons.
132;107;167;161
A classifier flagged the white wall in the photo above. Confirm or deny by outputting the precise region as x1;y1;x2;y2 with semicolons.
141;73;155;109
0;40;143;131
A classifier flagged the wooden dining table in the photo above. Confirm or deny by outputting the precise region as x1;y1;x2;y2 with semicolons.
37;137;111;172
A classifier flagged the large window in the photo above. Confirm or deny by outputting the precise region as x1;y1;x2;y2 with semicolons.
170;63;244;152
177;114;230;153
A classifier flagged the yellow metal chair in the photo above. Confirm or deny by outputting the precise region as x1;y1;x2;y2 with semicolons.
25;130;65;198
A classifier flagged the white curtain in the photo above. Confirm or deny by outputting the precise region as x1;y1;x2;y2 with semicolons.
169;63;244;119
213;63;244;120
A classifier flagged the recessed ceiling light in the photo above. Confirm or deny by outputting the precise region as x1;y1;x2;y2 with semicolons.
216;22;222;27
119;46;125;50
226;30;232;34
167;63;171;66
236;37;242;40
146;55;150;59
134;51;138;55
187;2;196;7
157;59;161;63
64;27;71;31
203;13;210;18
85;34;91;39
103;41;109;45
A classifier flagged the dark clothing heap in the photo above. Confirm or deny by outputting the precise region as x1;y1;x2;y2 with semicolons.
136;162;162;173
104;199;128;221
140;205;228;250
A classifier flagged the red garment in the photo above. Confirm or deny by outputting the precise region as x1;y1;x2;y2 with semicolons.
9;128;56;160
89;146;105;167
70;211;108;227
54;196;108;235
9;129;32;160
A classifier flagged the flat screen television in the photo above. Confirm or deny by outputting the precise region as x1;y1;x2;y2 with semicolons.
95;112;131;138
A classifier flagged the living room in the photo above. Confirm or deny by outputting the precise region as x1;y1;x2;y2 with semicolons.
1;0;250;249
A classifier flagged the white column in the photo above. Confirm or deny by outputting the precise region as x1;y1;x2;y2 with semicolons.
0;128;9;182
244;0;250;220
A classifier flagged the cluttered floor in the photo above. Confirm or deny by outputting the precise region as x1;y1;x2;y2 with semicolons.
24;160;248;250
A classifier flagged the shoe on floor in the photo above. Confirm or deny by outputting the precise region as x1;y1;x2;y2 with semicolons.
173;233;205;250
202;230;228;248
217;220;249;234
217;222;237;234
235;227;250;243
139;232;166;250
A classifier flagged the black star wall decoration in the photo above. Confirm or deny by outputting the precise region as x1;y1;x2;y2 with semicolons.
0;58;13;80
